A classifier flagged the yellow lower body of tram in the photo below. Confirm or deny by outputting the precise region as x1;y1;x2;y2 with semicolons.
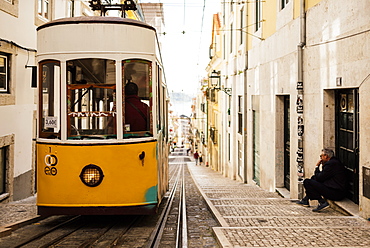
37;140;164;215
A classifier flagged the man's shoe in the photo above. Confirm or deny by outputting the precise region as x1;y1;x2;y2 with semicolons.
295;199;310;207
312;201;330;212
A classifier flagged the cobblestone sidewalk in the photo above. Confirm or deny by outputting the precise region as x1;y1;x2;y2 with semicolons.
188;164;370;248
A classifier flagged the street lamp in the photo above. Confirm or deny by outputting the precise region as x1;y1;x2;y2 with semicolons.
208;70;232;96
209;70;221;88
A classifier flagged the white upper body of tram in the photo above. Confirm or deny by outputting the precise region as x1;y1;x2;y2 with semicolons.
36;16;167;142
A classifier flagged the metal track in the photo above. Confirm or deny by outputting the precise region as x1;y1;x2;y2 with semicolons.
146;150;189;247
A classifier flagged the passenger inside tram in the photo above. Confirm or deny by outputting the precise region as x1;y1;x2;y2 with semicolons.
124;82;149;132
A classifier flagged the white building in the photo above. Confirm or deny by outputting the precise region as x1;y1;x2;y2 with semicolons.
203;0;370;219
0;0;147;202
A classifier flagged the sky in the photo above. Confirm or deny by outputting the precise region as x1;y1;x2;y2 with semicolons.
138;0;221;93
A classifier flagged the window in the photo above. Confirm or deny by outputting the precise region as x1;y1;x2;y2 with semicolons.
0;0;18;17
240;8;244;45
67;0;74;17
230;23;233;54
38;0;49;19
122;59;152;138
281;0;289;9
238;95;242;134
0;54;9;93
210;127;217;144
200;103;206;113
39;60;60;139
0;146;7;195
223;34;226;59
66;58;116;140
157;65;162;131
255;0;262;31
210;89;216;102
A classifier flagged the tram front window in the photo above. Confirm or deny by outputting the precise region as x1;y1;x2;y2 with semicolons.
122;60;152;138
67;59;116;140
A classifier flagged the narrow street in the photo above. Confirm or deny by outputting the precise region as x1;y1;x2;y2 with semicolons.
1;148;369;247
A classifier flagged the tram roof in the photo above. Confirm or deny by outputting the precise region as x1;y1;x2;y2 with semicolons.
37;16;155;32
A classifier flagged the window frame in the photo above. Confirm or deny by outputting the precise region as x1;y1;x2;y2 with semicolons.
38;0;50;19
255;0;262;32
122;59;153;138
38;60;61;139
66;58;117;140
0;0;19;17
281;0;289;10
240;7;244;45
238;95;243;134
0;146;7;195
230;23;233;54
0;53;9;93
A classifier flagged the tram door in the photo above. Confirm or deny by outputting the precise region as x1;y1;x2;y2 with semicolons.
336;89;359;204
284;96;290;191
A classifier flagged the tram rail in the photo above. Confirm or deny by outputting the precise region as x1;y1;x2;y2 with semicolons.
146;151;189;247
11;215;142;248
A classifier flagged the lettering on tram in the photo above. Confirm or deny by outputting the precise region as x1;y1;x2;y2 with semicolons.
44;154;58;176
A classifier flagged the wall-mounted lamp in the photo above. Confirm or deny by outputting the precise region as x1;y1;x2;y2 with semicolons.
209;70;221;88
208;70;232;96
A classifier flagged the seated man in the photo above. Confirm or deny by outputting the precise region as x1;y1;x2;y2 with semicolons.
124;82;149;132
296;148;347;212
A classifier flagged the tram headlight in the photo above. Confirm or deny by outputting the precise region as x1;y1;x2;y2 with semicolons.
79;164;104;187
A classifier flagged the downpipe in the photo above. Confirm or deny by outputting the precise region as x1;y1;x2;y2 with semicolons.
297;0;306;199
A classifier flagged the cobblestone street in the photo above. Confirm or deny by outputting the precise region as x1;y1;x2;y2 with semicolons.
1;156;370;247
188;163;370;247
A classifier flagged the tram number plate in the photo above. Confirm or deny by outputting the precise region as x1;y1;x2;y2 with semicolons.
45;116;58;128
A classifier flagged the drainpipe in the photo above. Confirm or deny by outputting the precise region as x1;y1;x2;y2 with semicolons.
243;50;248;183
243;4;249;184
296;0;306;199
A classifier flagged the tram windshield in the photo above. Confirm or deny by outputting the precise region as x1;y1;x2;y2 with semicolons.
122;59;152;138
67;58;116;140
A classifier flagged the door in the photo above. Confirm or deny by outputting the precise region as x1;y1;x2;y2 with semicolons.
336;89;359;204
284;96;290;190
253;110;260;186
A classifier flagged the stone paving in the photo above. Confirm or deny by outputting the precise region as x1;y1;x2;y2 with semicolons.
0;196;38;227
188;163;370;248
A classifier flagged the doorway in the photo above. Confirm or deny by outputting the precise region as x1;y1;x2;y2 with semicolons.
283;96;290;191
335;89;359;204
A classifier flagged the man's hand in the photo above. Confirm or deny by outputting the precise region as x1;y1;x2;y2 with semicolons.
315;159;322;167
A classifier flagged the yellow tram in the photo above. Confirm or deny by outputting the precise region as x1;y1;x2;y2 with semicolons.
36;16;169;215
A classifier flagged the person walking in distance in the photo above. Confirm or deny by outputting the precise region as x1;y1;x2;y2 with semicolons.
199;152;203;166
193;151;199;165
296;148;347;212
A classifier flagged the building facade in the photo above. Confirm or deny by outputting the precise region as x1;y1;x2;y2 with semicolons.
0;0;95;203
201;0;370;219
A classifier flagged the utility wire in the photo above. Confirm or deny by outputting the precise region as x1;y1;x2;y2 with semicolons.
196;0;207;66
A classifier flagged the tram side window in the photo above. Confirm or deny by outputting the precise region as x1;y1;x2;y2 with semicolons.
39;61;61;139
122;60;152;138
67;59;116;140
